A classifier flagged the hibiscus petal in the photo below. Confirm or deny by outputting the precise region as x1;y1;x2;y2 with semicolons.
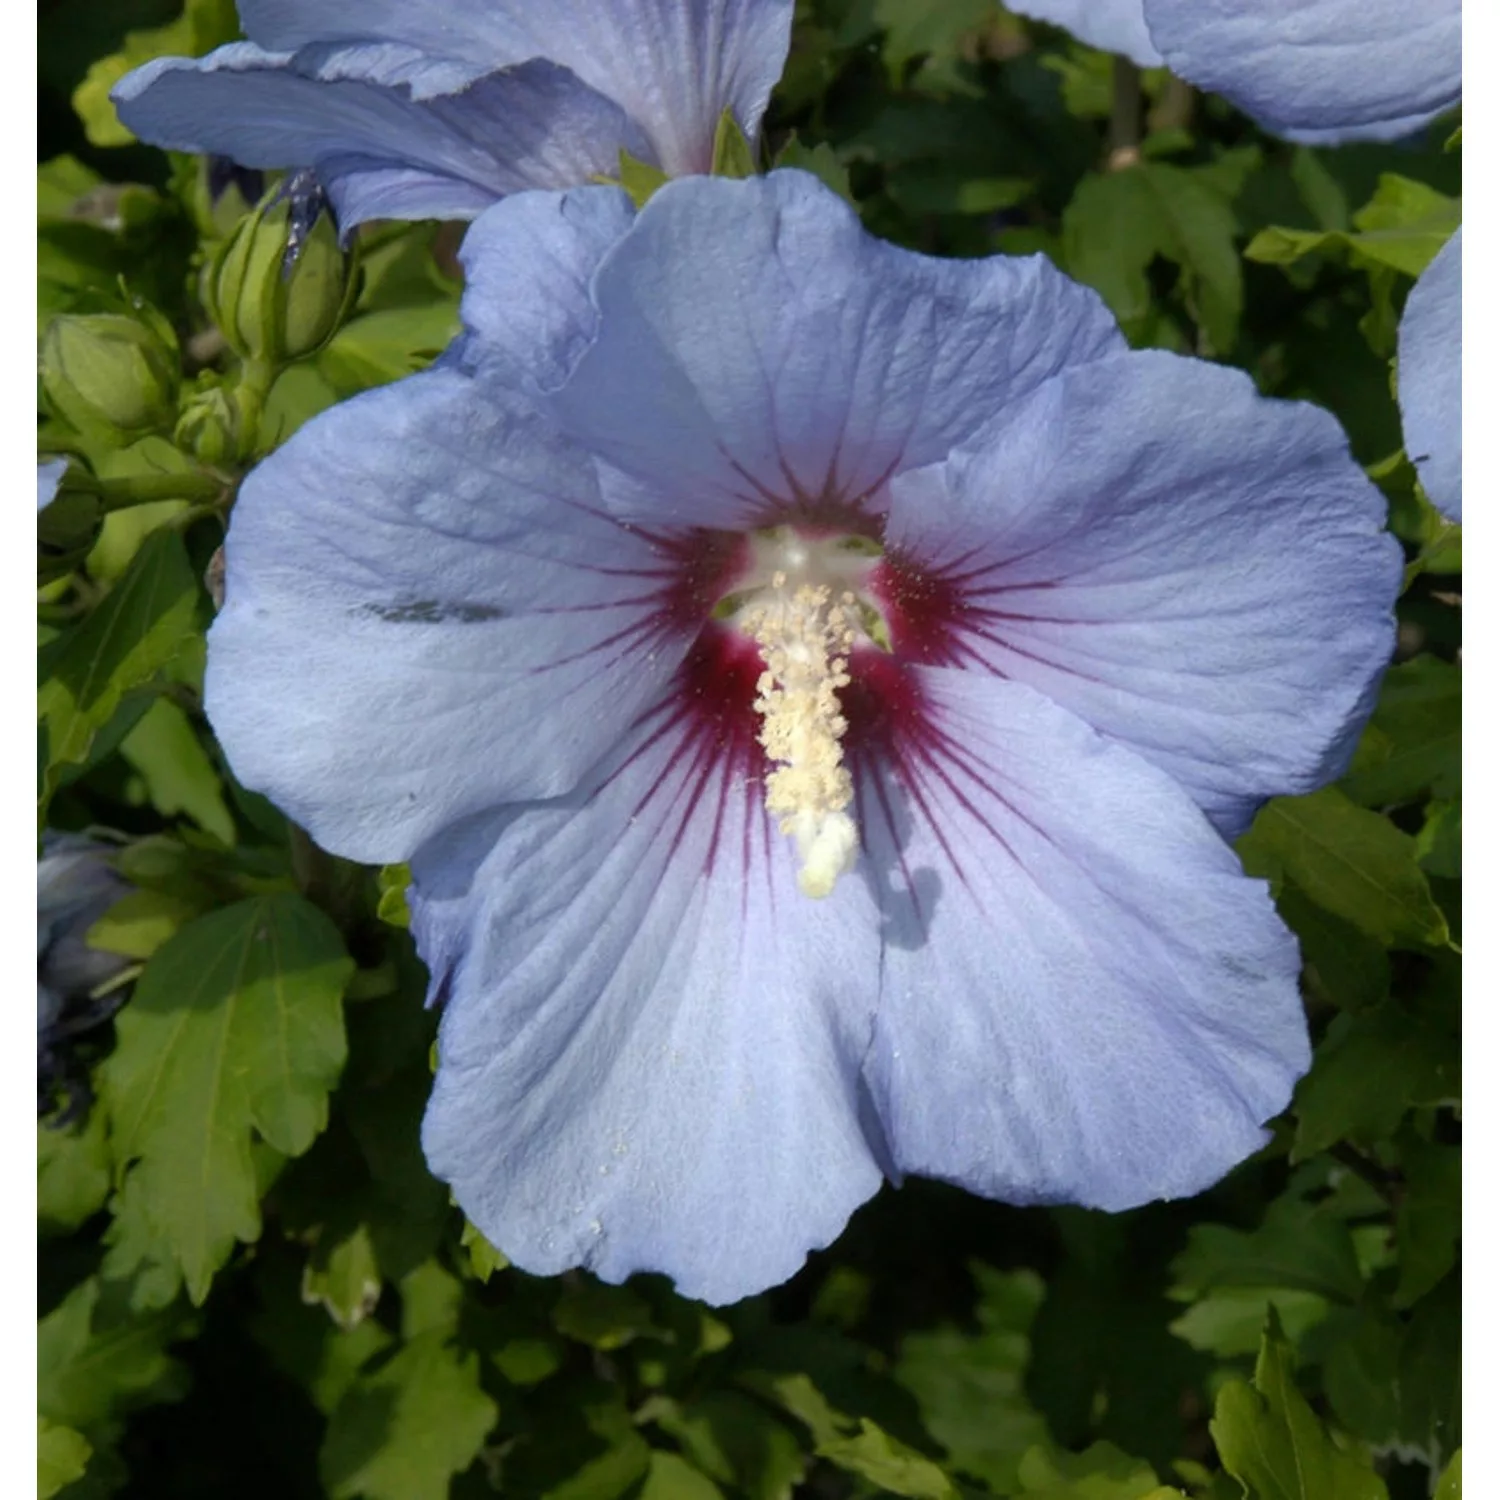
551;171;1123;529
1398;228;1461;524
1146;0;1461;144
885;351;1400;836
37;459;67;512
1004;0;1163;68
113;46;642;231
206;367;692;863
856;666;1307;1210
457;185;636;390
415;698;885;1305
238;0;795;169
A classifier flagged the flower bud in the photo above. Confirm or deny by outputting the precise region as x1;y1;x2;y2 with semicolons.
40;312;180;447
205;187;352;365
174;379;244;468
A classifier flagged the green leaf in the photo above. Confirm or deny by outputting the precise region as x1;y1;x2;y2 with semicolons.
816;1419;956;1499
711;107;757;179
1341;657;1460;809
1062;162;1242;352
1211;1311;1388;1500
119;697;236;844
460;1217;509;1282
320;1330;499;1500
71;0;239;145
39;1112;113;1234
1393;1139;1460;1308
38;1418;92;1499
1171;1195;1365;1305
651;1392;805;1500
1416;799;1462;879
773;137;855;205
553;1280;666;1351
316;303;462;396
874;0;996;87
1168;1289;1331;1361
38;1277;188;1432
38;527;202;811
304;1223;383;1331
1275;889;1390;1014
896;1267;1049;1493
375;863;412;929
86;886;207;962
617;149;671;209
101;893;353;1302
1245;174;1459;279
1436;1450;1461;1500
1292;1003;1459;1160
1236;789;1449;949
1015;1441;1179;1498
639;1451;725;1500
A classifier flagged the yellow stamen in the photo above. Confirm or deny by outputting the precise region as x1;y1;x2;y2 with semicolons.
743;575;860;898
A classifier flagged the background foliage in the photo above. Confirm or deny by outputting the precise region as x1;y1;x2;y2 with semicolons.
37;2;1461;1497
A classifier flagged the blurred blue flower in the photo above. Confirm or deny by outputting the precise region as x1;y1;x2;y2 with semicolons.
112;0;794;236
37;459;67;512
1007;0;1460;143
1398;228;1461;523
206;171;1400;1303
38;835;131;1122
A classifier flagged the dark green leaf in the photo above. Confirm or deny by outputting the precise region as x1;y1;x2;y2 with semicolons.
1237;789;1449;948
1292;1004;1458;1160
1171;1196;1365;1305
39;526;202;811
1341;657;1460;809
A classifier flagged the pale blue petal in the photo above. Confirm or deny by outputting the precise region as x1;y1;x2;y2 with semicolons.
551;171;1124;529
858;668;1307;1209
886;351;1400;837
415;710;885;1305
239;0;795;170
206;367;692;864
1399;228;1462;523
1005;0;1162;68
457;186;636;390
37;460;67;512
1146;0;1461;144
113;46;644;230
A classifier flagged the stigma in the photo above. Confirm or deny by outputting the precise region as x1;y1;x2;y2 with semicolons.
743;573;860;899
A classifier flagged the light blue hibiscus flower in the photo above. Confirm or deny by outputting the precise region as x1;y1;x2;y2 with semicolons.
1007;0;1460;143
205;171;1400;1303
37;459;67;512
1398;227;1461;523
111;0;793;234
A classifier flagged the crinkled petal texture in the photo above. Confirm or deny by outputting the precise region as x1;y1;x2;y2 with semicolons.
456;186;637;391
205;366;695;863
856;669;1307;1209
237;0;794;171
885;352;1400;837
1004;0;1162;68
113;45;646;232
416;660;1310;1299
1146;0;1461;144
550;172;1124;527
415;710;887;1306
1399;229;1462;523
37;459;67;512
